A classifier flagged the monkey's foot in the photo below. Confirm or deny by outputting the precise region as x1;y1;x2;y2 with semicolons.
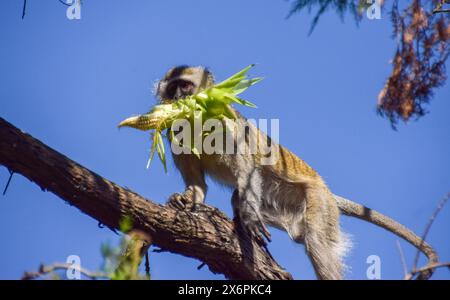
167;190;195;210
243;220;272;246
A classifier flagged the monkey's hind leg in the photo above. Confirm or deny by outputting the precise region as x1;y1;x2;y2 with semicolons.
298;189;349;280
231;166;272;245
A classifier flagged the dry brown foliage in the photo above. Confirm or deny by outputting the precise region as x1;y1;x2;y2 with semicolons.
377;0;449;128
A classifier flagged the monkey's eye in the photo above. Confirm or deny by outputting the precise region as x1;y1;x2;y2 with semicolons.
166;84;177;99
179;81;194;92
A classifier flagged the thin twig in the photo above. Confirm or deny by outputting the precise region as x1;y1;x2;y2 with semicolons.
145;251;150;279
21;0;27;19
3;170;14;196
396;240;408;277
58;0;71;6
22;263;108;280
433;0;450;14
412;193;449;272
405;262;450;280
433;9;450;13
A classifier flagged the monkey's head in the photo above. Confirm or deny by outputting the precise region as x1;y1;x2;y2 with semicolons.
156;66;214;103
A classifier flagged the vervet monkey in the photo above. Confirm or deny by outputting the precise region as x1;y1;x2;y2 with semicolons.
155;65;438;280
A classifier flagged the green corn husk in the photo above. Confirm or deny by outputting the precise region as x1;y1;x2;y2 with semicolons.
118;64;262;171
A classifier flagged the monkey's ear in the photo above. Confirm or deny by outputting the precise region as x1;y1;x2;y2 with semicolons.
155;80;168;102
199;67;215;89
152;80;160;97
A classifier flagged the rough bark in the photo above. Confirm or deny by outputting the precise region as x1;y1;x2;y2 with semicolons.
0;117;292;280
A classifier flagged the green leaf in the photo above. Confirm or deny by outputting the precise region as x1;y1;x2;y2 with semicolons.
119;216;133;233
191;146;201;158
232;77;263;95
223;94;257;108
235;96;257;108
155;131;167;173
223;105;237;120
213;77;245;90
215;64;256;88
146;131;158;169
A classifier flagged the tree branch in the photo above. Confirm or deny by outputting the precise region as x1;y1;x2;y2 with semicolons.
405;262;450;280
0;117;291;280
22;263;109;280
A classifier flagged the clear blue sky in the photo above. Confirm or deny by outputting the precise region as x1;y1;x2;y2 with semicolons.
0;0;449;280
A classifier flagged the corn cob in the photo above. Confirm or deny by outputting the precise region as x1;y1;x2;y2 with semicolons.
118;65;261;171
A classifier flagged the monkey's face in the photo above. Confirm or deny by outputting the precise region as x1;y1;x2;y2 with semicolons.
165;78;196;100
157;66;214;103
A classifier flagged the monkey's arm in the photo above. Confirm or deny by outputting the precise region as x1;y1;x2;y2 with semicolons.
168;153;207;209
334;194;438;279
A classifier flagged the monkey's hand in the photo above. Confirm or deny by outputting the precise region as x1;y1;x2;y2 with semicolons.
167;190;195;210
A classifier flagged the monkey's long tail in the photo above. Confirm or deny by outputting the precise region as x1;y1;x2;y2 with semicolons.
334;194;439;279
